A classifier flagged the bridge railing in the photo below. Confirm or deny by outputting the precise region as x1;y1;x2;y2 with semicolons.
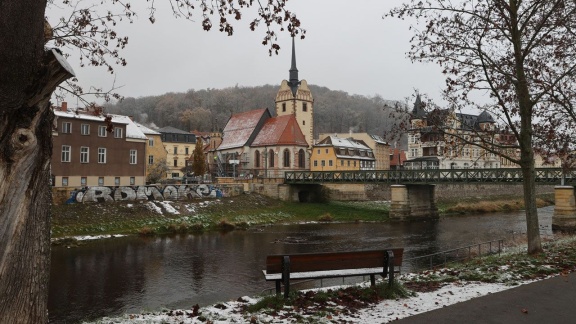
285;168;576;184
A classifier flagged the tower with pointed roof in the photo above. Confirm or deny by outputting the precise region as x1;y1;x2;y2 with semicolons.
275;37;314;147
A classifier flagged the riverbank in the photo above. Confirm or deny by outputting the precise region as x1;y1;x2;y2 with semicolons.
86;233;576;323
51;192;555;243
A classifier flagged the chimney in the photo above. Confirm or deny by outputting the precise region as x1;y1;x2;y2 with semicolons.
129;115;134;121
61;102;68;112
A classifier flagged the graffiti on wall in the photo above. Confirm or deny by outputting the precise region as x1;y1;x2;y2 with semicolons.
67;184;224;203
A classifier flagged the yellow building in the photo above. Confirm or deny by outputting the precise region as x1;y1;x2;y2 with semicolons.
319;132;390;170
136;123;168;181
311;136;375;171
157;126;196;179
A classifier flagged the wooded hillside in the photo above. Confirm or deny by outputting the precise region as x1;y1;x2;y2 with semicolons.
104;84;408;146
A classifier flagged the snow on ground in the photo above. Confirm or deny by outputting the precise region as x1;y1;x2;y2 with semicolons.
65;234;127;242
87;278;537;324
158;201;180;214
145;201;163;214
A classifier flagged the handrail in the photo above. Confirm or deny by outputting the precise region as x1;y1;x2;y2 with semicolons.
284;168;576;185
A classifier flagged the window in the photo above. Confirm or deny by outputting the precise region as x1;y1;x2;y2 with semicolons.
185;147;189;155
283;149;290;167
115;177;120;186
173;159;178;167
81;177;87;186
341;160;344;166
340;148;345;155
62;122;72;134
303;103;308;112
268;149;275;167
325;149;328;154
354;161;357;167
173;146;178;154
329;160;333;166
254;150;260;168
171;173;179;178
61;145;71;162
130;177;135;185
98;148;106;163
298;149;305;168
321;160;325;167
303;120;305;125
282;103;286;112
317;149;320;154
98;126;107;137
98;177;104;185
130;150;137;164
114;127;123;138
62;177;68;186
81;124;90;135
314;160;318;167
347;160;350;166
463;163;469;169
148;155;154;165
149;137;154;146
410;148;418;157
80;147;89;163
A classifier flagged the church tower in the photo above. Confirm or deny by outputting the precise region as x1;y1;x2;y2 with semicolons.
275;37;314;147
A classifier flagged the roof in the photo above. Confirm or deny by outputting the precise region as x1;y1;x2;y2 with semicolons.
135;122;160;135
477;110;495;123
54;110;147;140
411;95;427;119
219;109;269;150
251;115;308;147
369;134;388;145
157;126;190;134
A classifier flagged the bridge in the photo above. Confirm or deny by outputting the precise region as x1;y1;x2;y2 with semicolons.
284;168;576;185
283;168;576;231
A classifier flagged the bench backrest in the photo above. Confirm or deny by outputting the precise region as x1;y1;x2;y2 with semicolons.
266;248;404;274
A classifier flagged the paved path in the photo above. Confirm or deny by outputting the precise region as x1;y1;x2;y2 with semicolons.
395;272;576;324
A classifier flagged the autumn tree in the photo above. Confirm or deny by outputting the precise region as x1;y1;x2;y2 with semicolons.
0;1;304;322
387;0;576;254
192;139;208;176
147;158;170;184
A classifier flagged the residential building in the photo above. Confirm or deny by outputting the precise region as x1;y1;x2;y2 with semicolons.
157;126;196;179
390;148;407;170
135;122;168;182
51;103;147;187
310;136;375;171
319;132;390;170
405;95;500;169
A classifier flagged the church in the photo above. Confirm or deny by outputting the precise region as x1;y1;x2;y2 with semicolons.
214;38;313;178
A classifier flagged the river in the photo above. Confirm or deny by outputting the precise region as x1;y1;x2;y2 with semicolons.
48;206;554;323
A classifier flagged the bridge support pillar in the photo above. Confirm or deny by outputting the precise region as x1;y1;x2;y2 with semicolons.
390;184;438;220
553;186;576;231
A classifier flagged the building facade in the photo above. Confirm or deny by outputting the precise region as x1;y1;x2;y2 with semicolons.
319;133;390;170
51;103;147;187
157;126;196;179
310;136;375;171
135;122;168;182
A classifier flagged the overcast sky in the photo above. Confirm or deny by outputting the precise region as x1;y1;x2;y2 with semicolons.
48;0;448;106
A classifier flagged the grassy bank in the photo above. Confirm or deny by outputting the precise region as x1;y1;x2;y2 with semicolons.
51;192;555;241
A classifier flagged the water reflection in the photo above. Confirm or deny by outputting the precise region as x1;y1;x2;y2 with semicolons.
49;207;554;323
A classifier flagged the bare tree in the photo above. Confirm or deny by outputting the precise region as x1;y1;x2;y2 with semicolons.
387;0;576;255
0;0;304;322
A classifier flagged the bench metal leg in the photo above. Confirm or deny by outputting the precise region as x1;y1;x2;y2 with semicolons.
387;251;395;285
370;274;375;286
282;256;291;299
275;280;281;295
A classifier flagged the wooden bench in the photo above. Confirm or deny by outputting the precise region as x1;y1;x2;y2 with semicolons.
263;248;404;298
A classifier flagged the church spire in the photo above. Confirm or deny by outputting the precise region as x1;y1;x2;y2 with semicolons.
288;36;300;96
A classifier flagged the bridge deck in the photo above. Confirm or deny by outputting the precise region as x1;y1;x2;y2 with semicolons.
284;168;576;185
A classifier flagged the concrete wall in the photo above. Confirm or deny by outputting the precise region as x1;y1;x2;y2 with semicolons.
52;183;244;205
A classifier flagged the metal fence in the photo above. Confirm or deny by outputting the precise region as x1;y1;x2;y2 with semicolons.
402;239;504;272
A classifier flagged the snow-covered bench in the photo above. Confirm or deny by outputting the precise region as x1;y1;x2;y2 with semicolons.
263;249;404;298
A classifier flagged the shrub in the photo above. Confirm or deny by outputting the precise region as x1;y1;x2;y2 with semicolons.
138;226;155;236
318;213;334;222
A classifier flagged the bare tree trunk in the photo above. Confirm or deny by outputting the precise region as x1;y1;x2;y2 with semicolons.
0;1;73;321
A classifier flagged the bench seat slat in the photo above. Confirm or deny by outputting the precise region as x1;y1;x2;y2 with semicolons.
263;267;387;281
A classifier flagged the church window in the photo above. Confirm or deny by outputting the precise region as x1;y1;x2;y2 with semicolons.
282;103;286;112
303;103;308;112
303;120;305;125
268;149;275;167
254;150;260;168
298;149;305;168
283;149;290;167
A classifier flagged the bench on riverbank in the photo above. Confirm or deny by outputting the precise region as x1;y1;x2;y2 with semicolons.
263;248;404;298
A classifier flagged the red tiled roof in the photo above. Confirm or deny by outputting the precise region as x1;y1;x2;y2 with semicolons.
219;109;269;150
251;115;308;147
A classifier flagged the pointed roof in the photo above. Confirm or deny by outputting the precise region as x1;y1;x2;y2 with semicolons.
135;122;160;135
288;37;301;96
219;108;270;150
478;110;495;123
411;94;427;119
251;115;308;147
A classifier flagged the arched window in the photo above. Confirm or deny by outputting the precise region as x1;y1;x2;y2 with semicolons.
268;149;275;168
254;150;260;168
450;162;457;169
283;149;290;167
298;149;305;168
